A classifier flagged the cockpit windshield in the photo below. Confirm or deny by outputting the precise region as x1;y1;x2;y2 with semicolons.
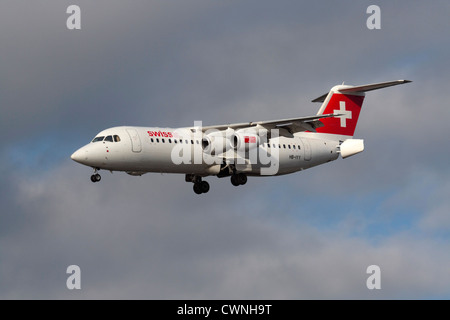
92;136;105;143
91;135;121;143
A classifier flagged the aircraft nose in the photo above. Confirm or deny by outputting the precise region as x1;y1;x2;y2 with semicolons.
71;147;88;164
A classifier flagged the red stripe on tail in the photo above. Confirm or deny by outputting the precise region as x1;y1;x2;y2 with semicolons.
316;93;365;136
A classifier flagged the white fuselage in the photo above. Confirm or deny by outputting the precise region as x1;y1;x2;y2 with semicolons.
71;126;340;177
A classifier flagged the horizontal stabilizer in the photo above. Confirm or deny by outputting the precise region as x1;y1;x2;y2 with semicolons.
312;80;411;102
338;80;412;94
312;93;328;103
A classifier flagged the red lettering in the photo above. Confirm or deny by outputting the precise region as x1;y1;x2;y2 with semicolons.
244;136;256;143
148;130;173;138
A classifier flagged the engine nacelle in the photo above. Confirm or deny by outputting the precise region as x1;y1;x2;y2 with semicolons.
202;135;231;155
340;139;364;159
230;132;260;152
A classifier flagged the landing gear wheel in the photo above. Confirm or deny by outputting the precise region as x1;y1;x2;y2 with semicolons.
193;181;210;194
231;173;247;186
91;173;101;183
231;175;240;186
200;181;210;193
193;183;203;194
237;173;247;185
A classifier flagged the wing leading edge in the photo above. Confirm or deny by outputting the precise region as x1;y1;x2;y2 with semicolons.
196;113;340;134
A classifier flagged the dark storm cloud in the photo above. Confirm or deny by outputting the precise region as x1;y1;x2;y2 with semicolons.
1;0;450;299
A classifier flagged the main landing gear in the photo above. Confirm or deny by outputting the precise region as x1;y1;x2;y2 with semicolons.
193;180;210;195
90;169;101;183
186;174;210;194
186;172;248;194
230;173;247;186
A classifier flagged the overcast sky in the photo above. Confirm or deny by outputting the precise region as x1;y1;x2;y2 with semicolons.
1;0;450;299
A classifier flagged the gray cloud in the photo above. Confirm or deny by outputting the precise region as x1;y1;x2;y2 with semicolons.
1;161;450;299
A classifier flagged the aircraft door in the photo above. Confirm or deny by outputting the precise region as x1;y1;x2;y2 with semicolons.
126;129;142;153
301;138;311;161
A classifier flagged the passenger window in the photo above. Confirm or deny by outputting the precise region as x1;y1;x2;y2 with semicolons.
162;139;165;143
168;139;172;143
191;140;194;144
92;136;105;143
113;135;121;142
104;136;113;142
156;138;159;143
298;145;301;149
267;144;271;148
288;145;291;149
151;138;154;143
278;144;281;148
174;139;177;144
293;145;296;149
273;144;276;148
283;144;286;149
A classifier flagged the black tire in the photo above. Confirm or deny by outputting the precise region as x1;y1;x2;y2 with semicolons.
237;173;247;185
95;174;101;182
193;183;203;194
90;175;97;183
231;175;240;186
200;181;210;193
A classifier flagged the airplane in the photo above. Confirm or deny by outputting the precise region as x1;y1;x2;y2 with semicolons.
71;79;411;194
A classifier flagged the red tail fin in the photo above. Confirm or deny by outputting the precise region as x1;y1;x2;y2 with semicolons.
313;80;411;137
316;92;365;137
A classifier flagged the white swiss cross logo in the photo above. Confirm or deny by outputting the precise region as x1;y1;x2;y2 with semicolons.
335;101;352;127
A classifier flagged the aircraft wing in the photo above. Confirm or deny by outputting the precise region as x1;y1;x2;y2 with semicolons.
196;113;340;134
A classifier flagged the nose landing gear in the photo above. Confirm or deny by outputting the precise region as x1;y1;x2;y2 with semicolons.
90;174;101;182
90;168;101;183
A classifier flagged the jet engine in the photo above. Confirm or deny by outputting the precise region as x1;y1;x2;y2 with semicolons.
202;135;232;155
230;132;260;152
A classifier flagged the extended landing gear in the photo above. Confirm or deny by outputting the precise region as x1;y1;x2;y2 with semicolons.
91;174;101;182
193;180;210;194
90;169;101;183
186;174;210;194
231;173;247;186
